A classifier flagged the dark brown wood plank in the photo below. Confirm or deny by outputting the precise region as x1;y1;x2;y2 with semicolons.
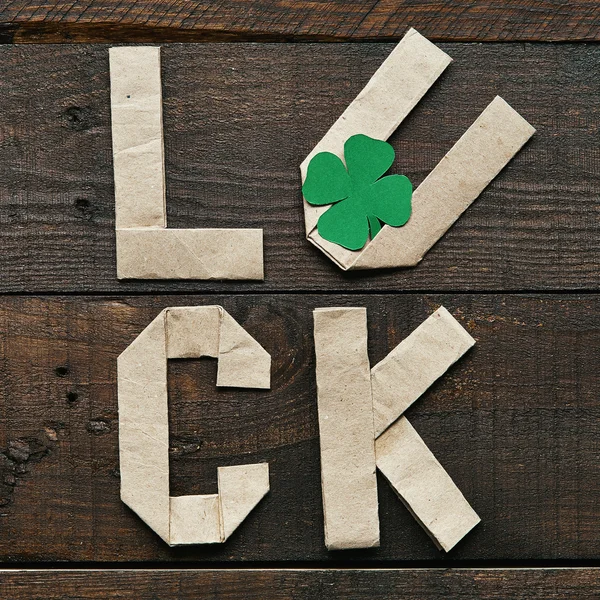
0;293;598;562
1;1;599;43
0;43;598;293
2;569;600;598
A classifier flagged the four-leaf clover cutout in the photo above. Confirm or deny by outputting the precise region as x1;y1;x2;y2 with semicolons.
303;134;412;251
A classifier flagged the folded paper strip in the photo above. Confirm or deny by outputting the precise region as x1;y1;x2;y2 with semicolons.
117;306;270;545
372;307;481;552
109;47;264;280
313;308;380;550
371;306;476;437
301;28;535;269
313;306;480;551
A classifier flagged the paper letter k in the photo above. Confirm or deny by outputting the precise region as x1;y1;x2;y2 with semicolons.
314;306;481;551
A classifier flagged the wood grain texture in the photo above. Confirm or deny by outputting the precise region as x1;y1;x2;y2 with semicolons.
2;569;600;598
1;1;599;43
0;43;598;293
0;293;598;562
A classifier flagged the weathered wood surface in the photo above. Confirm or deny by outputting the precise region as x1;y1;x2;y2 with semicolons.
1;1;599;43
0;293;598;562
2;569;600;598
0;43;598;293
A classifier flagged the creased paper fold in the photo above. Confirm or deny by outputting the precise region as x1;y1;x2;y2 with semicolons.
376;417;481;552
118;306;270;545
372;306;475;437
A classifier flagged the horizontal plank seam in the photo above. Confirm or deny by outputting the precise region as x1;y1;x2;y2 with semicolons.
1;566;600;573
0;289;598;297
2;560;600;569
0;27;599;44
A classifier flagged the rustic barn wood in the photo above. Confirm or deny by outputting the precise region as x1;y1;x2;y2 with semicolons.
0;293;598;562
0;0;598;591
0;43;598;293
1;1;599;43
2;569;600;599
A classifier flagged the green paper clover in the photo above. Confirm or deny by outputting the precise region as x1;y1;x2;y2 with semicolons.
303;134;412;251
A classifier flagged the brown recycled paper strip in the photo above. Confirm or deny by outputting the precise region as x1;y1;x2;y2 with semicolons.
166;305;221;359
109;46;264;280
110;46;166;229
369;305;480;551
118;306;270;545
116;229;264;280
352;96;536;269
218;463;270;540
118;311;170;542
217;310;271;389
372;306;475;437
376;416;481;552
170;464;270;544
301;30;535;271
170;494;221;545
313;308;380;550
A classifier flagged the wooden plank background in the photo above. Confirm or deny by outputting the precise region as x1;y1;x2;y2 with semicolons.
0;43;598;293
1;569;600;598
0;294;598;562
0;0;599;595
1;1;599;43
